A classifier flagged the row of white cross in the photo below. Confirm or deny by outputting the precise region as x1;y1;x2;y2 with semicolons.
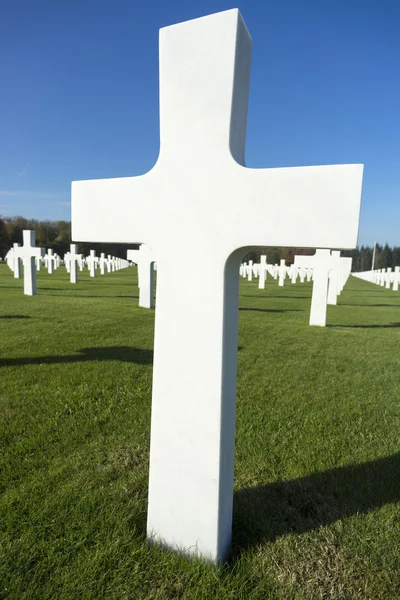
353;267;400;291
238;252;353;326
4;232;130;294
130;244;353;327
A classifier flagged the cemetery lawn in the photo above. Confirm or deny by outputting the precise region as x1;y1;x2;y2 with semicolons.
1;264;400;600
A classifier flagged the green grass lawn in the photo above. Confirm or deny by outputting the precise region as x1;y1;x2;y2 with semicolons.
1;264;400;599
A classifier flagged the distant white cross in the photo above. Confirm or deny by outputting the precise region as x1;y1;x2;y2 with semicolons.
295;249;349;325
72;9;363;561
12;243;22;278
87;250;98;277
45;249;56;274
258;255;268;289
385;267;392;289
99;253;107;275
14;230;44;295
278;259;286;287
393;266;400;292
127;244;155;308
247;259;253;281
68;244;82;284
327;250;341;305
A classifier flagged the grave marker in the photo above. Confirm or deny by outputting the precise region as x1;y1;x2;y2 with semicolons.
72;9;363;561
14;230;44;295
127;244;155;308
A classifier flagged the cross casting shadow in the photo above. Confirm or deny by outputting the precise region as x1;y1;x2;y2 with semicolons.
0;346;153;368
239;308;303;314
0;315;31;320
327;323;400;329
232;452;400;556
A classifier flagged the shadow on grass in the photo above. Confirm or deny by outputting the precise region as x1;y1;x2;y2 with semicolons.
39;293;139;299
340;304;400;308
0;315;31;320
241;295;310;300
328;323;400;329
232;452;400;556
0;346;153;367
239;308;303;314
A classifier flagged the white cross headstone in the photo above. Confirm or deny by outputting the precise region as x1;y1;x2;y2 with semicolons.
247;259;253;281
295;249;349;325
393;266;400;292
106;254;112;273
338;257;352;293
45;249;56;274
291;264;298;284
385;267;392;289
258;255;268;289
127;244;155;308
327;250;340;305
14;230;44;295
72;9;363;562
69;244;82;284
87;250;98;277
12;243;22;278
278;259;286;287
99;252;107;275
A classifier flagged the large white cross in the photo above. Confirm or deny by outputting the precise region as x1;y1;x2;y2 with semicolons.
72;9;363;562
127;244;155;308
14;230;44;295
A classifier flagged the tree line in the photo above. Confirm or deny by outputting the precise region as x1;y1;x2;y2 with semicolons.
0;216;138;260
1;216;398;272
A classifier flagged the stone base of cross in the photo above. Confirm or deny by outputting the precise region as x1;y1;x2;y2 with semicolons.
72;9;363;562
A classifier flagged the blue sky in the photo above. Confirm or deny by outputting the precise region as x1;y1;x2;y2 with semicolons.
0;0;399;246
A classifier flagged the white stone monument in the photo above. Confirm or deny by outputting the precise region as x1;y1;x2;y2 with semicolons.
278;259;286;287
295;250;350;325
45;249;56;274
247;259;253;281
12;243;22;278
87;250;98;277
393;266;400;292
13;230;44;295
69;244;82;284
258;255;268;289
72;9;363;562
99;252;107;275
127;244;155;308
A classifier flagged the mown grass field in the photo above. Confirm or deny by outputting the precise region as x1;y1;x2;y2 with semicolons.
1;263;400;599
